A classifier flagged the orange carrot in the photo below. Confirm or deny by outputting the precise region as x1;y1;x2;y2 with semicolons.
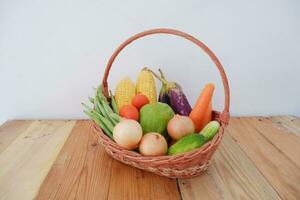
199;101;212;131
189;83;215;132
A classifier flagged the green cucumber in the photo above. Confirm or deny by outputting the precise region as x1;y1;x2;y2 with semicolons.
200;121;220;141
167;134;206;155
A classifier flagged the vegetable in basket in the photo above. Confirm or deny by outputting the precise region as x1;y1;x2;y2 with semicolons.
148;69;192;116
168;121;220;155
200;120;220;141
139;132;168;156
131;94;150;110
115;78;136;110
167;114;195;140
136;68;157;103
156;69;170;105
113;119;143;150
119;105;139;121
167;133;206;156
201;101;212;131
189;83;214;132
82;85;121;140
139;102;174;137
109;91;119;114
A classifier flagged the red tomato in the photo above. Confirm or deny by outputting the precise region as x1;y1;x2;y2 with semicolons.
119;105;139;121
131;94;150;110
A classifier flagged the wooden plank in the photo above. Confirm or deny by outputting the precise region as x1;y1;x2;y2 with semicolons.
0;120;32;153
0;120;75;200
270;116;300;138
179;170;222;200
36;120;113;200
227;117;300;200
74;122;113;200
246;117;300;168
108;160;181;200
179;134;280;200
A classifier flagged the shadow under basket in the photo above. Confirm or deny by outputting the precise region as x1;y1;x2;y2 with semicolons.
93;28;230;178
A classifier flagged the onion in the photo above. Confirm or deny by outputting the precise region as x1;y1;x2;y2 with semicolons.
167;114;195;140
139;132;168;156
113;119;143;150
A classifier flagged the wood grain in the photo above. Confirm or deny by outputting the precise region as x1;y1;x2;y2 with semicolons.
246;117;300;168
36;120;113;200
1;117;299;200
270;116;300;138
0;120;75;200
0;120;32;153
179;170;221;200
227;117;300;200
108;160;181;200
179;134;280;200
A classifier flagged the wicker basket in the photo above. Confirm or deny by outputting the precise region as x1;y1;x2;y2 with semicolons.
93;28;230;178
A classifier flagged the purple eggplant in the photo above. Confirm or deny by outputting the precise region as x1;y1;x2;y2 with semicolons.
158;84;170;104
157;69;170;104
148;68;192;116
169;88;192;116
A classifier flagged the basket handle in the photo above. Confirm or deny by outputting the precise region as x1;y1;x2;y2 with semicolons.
102;28;230;124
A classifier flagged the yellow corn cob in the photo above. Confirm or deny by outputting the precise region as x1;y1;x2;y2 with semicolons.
136;68;157;103
115;78;136;110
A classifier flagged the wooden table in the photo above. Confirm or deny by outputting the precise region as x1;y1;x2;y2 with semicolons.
0;116;299;200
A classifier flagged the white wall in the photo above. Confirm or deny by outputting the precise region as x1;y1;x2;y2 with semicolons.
1;0;299;124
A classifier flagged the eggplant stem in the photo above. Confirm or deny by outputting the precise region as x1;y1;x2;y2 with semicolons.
146;69;168;85
158;68;166;79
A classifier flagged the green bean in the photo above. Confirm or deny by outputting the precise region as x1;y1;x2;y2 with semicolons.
91;110;115;133
84;110;113;139
90;110;113;129
108;114;118;126
109;90;119;114
88;97;94;104
93;92;102;114
110;113;120;123
81;101;103;118
93;111;115;133
94;88;104;115
101;100;114;114
95;100;106;117
90;110;114;139
97;85;107;102
81;103;93;112
100;100;117;125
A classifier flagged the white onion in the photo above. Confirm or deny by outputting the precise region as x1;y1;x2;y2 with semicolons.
113;119;143;150
139;132;168;156
167;114;195;140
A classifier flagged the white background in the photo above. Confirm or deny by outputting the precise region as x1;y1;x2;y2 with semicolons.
1;0;299;124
